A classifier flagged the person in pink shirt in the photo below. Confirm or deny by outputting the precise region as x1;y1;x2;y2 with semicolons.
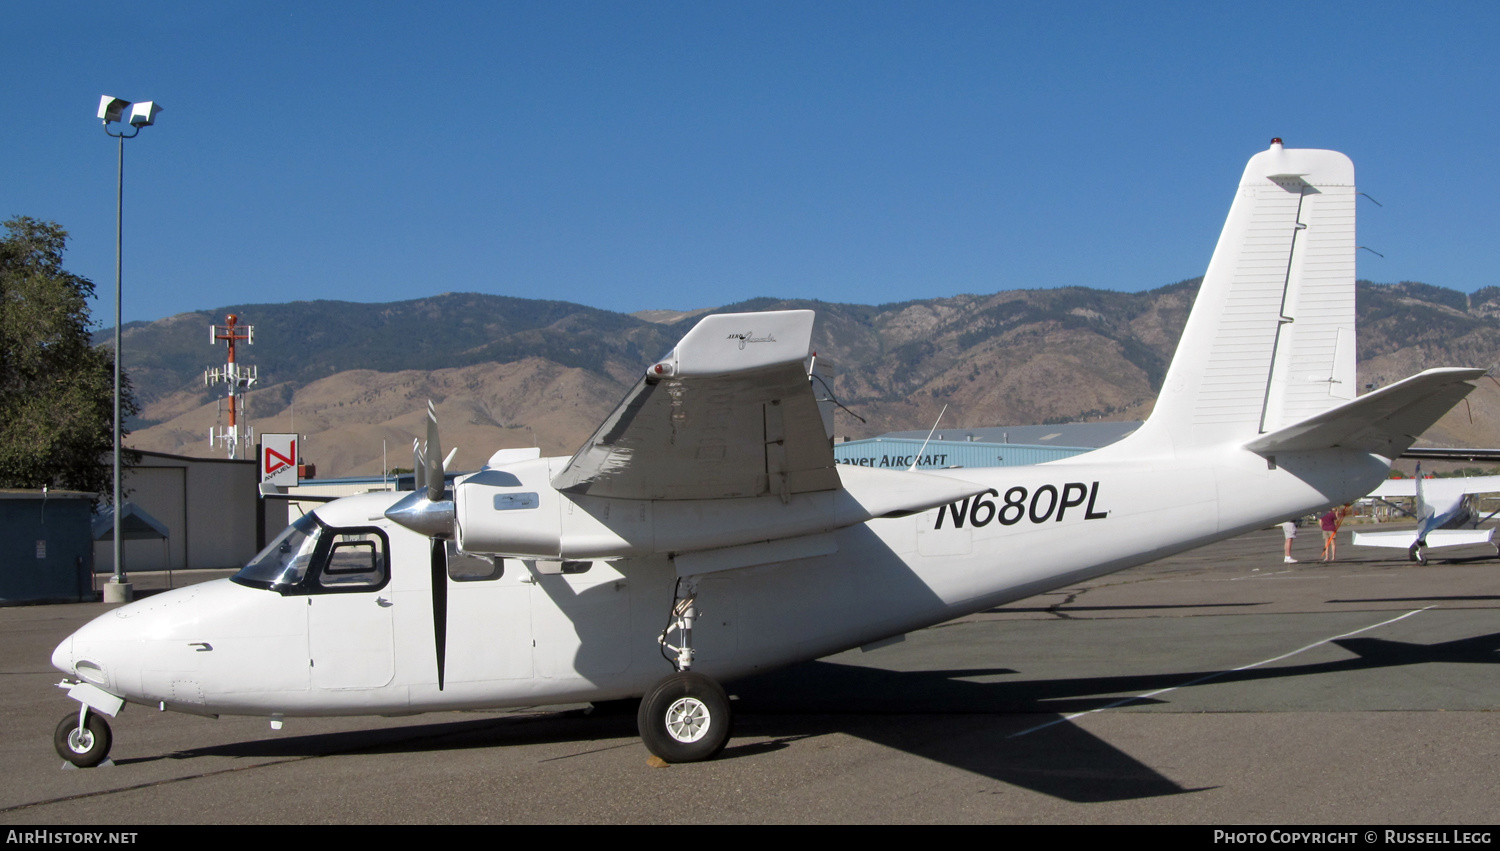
1320;506;1350;562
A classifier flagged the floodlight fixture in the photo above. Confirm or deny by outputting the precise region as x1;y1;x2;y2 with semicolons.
128;101;162;127
97;95;129;123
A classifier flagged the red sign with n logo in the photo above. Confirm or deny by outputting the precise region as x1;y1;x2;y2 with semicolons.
261;434;298;486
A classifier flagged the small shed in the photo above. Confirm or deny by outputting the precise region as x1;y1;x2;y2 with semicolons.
0;490;96;605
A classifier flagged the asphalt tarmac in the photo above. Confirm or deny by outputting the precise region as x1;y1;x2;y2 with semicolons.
2;526;1496;824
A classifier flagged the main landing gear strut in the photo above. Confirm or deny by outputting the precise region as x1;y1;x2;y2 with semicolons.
639;578;733;763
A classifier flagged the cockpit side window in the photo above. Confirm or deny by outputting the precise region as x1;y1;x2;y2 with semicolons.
233;514;321;591
313;529;390;592
233;516;390;595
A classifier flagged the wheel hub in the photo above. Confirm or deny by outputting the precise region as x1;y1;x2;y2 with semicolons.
664;697;710;743
67;727;94;754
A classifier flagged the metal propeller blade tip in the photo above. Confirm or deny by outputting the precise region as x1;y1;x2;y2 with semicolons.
413;438;425;492
426;400;444;503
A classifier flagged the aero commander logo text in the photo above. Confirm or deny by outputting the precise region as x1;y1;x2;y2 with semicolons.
726;332;777;350
936;481;1108;528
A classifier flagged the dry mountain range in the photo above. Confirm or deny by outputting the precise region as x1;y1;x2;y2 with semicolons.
112;280;1500;478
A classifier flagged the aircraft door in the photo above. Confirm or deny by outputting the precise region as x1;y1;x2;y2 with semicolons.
306;528;396;689
529;560;632;679
443;545;534;682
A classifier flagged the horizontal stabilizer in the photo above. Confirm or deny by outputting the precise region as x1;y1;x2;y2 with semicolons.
1353;528;1494;549
1244;368;1485;457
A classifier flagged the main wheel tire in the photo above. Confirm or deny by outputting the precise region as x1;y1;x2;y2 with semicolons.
54;711;112;768
637;672;732;763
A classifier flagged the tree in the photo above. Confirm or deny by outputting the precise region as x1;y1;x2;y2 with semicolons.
0;216;138;500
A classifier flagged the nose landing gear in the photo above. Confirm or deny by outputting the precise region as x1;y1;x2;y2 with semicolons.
53;680;123;768
54;708;112;768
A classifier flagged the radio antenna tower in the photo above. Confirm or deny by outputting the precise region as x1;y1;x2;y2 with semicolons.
205;313;258;459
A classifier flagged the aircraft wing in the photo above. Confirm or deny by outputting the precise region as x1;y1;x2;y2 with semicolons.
551;310;841;500
1443;475;1500;495
1368;479;1416;498
1368;475;1500;499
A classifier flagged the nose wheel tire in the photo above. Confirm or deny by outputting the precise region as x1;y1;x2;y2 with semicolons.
54;712;112;768
637;672;731;763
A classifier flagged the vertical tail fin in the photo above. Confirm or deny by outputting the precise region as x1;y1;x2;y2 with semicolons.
1414;463;1431;524
1136;140;1357;452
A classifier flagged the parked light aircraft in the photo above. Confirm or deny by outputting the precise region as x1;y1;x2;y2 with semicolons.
51;140;1488;767
1352;464;1500;563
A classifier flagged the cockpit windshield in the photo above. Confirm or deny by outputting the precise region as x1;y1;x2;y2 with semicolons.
232;513;322;591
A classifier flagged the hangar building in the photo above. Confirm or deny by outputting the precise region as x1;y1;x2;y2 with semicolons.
834;421;1142;471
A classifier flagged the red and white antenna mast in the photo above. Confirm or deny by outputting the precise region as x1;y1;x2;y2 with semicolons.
205;313;258;459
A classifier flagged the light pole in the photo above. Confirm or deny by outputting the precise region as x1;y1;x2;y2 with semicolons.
97;95;161;604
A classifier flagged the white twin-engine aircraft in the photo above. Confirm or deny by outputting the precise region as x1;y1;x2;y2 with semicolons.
52;141;1486;767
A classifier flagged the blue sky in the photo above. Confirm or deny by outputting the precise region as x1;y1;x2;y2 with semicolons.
5;1;1498;325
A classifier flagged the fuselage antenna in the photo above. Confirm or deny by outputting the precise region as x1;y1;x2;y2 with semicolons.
908;404;948;472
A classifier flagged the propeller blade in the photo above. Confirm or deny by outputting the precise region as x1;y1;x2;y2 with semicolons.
426;400;444;503
430;539;448;691
413;438;425;492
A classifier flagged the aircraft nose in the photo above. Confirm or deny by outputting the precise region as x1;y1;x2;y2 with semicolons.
51;635;74;676
60;585;204;699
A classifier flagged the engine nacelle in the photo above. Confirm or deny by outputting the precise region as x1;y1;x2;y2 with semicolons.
453;459;570;559
453;458;988;563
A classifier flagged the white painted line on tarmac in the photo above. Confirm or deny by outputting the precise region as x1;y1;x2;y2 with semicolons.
1007;606;1435;738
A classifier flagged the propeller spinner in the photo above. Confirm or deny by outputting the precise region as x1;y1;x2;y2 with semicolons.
385;401;456;538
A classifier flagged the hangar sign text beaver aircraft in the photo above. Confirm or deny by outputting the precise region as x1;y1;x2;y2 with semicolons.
51;141;1485;766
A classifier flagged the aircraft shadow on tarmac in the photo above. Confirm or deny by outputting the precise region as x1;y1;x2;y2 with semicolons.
125;630;1500;804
